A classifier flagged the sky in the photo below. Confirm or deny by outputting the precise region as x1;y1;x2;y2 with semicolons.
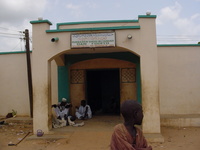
0;0;200;52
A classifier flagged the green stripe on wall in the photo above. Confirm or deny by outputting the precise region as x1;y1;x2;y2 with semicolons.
30;20;52;25
138;15;157;18
46;26;140;33
57;20;139;29
157;44;200;47
0;51;30;55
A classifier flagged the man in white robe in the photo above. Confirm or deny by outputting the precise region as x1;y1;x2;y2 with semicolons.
52;98;71;120
52;98;75;128
75;100;92;120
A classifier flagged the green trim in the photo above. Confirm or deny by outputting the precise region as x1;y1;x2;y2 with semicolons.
57;20;138;29
58;66;70;102
65;52;140;65
30;20;52;25
46;26;140;33
0;51;31;55
138;15;157;18
157;44;200;47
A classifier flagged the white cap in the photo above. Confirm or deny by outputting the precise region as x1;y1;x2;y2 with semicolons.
62;98;67;102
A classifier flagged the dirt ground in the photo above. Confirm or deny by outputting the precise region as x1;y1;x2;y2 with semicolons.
0;116;200;150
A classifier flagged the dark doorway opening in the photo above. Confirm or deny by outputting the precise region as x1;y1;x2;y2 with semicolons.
86;69;120;116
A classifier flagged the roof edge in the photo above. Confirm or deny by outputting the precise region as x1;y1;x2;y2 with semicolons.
0;51;32;55
46;26;140;33
57;19;138;29
158;44;200;47
30;20;52;25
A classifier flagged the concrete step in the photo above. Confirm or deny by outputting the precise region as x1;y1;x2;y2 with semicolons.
3;117;33;126
27;134;70;140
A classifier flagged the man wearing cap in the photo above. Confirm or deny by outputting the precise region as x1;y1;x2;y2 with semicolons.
52;98;72;120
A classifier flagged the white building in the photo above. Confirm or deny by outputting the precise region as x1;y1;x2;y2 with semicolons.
0;14;200;142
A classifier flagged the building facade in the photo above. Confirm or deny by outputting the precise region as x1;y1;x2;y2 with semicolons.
1;14;200;142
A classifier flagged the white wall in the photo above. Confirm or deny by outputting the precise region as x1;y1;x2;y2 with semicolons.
0;52;30;116
158;46;200;115
1;45;200;124
51;60;58;105
0;52;58;117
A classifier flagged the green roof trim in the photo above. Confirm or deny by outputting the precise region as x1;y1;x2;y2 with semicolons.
0;51;32;55
157;44;200;47
57;20;138;29
30;20;52;25
138;15;157;18
46;26;140;33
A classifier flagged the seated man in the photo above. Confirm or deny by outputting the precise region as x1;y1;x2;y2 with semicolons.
52;98;74;127
52;98;72;120
110;100;152;150
75;100;92;120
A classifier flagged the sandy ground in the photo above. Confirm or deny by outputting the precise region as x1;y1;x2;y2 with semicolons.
0;116;200;150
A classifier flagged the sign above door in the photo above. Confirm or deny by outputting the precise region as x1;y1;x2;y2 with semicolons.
71;32;115;48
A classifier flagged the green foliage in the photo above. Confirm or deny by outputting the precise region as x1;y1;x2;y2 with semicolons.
12;109;17;116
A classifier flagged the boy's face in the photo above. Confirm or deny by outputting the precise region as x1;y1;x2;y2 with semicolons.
135;108;143;125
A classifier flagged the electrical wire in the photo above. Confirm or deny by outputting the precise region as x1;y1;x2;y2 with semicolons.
157;34;200;43
0;32;22;36
0;26;21;32
0;28;27;51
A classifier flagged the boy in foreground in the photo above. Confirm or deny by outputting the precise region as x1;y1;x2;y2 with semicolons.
110;100;152;150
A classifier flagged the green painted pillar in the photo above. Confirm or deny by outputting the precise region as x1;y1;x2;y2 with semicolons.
58;66;70;102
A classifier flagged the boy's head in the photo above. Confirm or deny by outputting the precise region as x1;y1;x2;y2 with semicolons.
121;100;143;125
81;100;86;107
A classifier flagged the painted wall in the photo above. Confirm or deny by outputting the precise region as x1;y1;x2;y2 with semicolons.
0;52;30;117
51;60;58;105
0;52;58;117
158;45;200;115
1;45;200;118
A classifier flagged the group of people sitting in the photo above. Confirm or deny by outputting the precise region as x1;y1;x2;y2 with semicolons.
52;98;92;128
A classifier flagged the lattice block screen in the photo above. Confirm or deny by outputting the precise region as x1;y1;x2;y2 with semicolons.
70;69;85;84
121;68;136;83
